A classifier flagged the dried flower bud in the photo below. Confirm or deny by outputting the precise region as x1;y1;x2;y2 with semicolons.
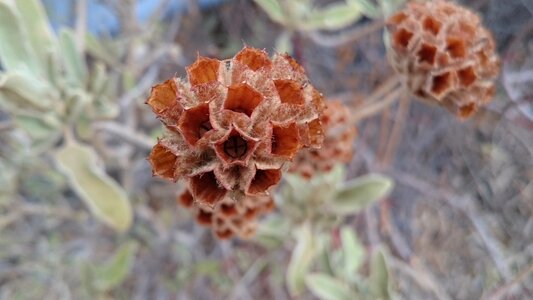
386;0;499;118
290;101;356;178
178;189;275;239
148;47;325;208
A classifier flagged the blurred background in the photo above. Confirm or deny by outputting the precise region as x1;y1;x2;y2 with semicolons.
0;0;531;299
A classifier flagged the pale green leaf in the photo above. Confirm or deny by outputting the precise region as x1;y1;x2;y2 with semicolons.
287;223;316;296
92;242;138;292
14;113;60;140
348;0;380;18
55;141;133;232
275;31;293;55
0;72;54;110
14;0;56;68
253;0;286;25
255;214;290;248
302;2;363;31
340;226;364;278
0;0;40;74
59;29;88;87
369;250;391;300
305;273;355;300
379;0;407;17
329;174;393;215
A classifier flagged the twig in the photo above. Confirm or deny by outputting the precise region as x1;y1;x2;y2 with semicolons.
229;256;268;300
307;19;385;48
93;121;154;150
484;263;533;300
351;85;402;123
389;256;453;300
75;0;87;51
0;202;82;230
119;65;160;108
390;171;513;282
382;87;410;166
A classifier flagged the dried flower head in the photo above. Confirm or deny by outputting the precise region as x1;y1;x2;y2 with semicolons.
147;47;325;208
386;0;500;118
290;101;356;178
178;189;275;239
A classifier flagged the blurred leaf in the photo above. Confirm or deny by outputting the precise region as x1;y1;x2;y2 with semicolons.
92;242;138;292
14;0;56;69
195;260;221;276
328;174;393;215
348;0;380;18
0;72;54;110
340;226;364;278
59;29;88;87
275;30;293;55
89;62;109;96
0;1;40;74
255;214;290;248
379;0;407;17
55;141;133;232
305;273;355;300
253;0;286;25
302;2;364;31
369;250;391;300
85;33;117;66
287;222;316;296
14;113;60;140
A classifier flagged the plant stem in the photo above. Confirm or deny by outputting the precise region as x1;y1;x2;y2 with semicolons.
351;83;402;123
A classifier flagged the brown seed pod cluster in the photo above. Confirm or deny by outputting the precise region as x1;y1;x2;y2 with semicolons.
178;189;275;239
147;46;325;210
289;100;356;178
386;0;500;118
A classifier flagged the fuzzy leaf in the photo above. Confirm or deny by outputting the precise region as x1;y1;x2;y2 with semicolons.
287;223;316;296
305;273;355;300
329;174;393;215
380;0;407;17
14;113;60;140
59;29;88;87
0;0;40;74
92;242;138;292
55;141;132;232
13;0;56;69
369;250;391;300
253;0;285;25
302;2;363;31
340;226;364;278
348;0;380;18
0;72;53;110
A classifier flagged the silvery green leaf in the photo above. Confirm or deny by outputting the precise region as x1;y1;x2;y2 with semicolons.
275;30;293;55
55;141;133;232
348;0;380;18
328;174;393;215
0;1;41;74
305;273;355;300
253;0;286;25
379;0;407;17
92;242;138;292
89;62;108;96
0;72;54;110
302;2;363;31
340;226;364;278
255;214;290;248
369;250;392;300
287;222;316;296
59;29;88;88
14;113;61;140
14;0;56;69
